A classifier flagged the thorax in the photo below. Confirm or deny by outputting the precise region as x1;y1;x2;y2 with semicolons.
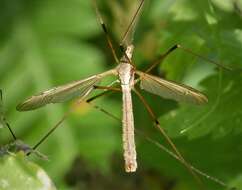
117;45;135;86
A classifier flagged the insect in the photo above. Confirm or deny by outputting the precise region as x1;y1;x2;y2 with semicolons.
16;0;231;188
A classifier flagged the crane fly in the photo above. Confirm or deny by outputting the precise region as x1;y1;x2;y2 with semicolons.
16;0;231;186
16;44;208;171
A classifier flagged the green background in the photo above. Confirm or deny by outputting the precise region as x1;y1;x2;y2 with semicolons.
0;0;242;189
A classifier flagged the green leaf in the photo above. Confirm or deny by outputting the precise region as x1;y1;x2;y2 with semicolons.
159;71;242;139
0;153;56;190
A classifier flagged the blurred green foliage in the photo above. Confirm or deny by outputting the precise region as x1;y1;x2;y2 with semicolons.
0;0;242;189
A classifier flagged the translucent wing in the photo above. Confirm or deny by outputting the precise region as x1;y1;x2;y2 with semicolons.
17;70;116;111
136;71;208;105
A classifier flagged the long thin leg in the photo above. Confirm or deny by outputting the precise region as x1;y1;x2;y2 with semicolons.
86;80;120;103
87;99;228;188
135;130;228;189
86;91;112;103
86;80;119;103
5;122;17;141
177;45;232;71
145;44;232;73
28;88;118;154
0;89;17;140
93;85;121;92
92;0;119;64
145;45;178;73
120;0;145;46
133;88;205;190
28;113;69;154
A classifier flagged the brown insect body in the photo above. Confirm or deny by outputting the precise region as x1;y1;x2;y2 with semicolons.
117;45;137;172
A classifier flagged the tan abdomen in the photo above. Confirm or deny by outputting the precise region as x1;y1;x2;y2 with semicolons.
121;84;137;172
